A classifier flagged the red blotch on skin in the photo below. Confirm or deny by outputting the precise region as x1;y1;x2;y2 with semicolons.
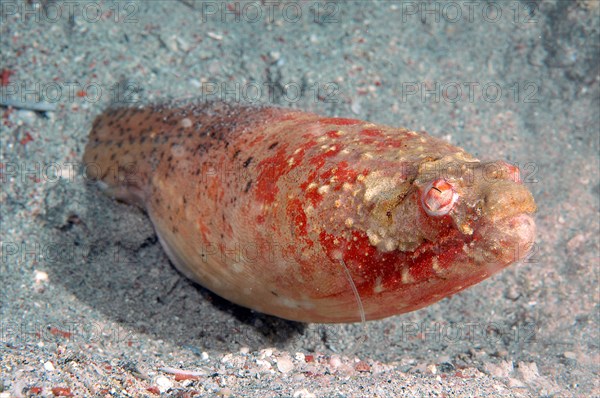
255;145;289;204
326;130;341;138
377;138;405;149
278;112;300;121
197;219;212;243
318;230;386;297
300;170;318;191
305;187;323;206
319;117;363;126
309;145;342;169
291;139;317;166
256;139;316;205
247;133;265;148
287;198;312;245
300;161;368;207
358;128;407;150
319;161;366;190
360;128;385;137
318;220;466;300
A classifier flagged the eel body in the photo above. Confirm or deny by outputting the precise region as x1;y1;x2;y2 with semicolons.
83;101;536;323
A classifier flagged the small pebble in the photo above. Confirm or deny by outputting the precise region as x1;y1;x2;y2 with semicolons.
155;375;173;393
292;373;305;382
34;270;48;283
217;387;232;396
354;361;370;372
277;357;294;373
293;389;316;398
261;348;273;358
16;110;37;125
329;355;342;368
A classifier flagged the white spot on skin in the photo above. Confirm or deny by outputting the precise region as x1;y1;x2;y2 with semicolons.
345;218;354;227
373;276;384;293
318;185;330;195
382;238;397;252
401;268;415;284
366;229;381;246
458;222;473;235
180;118;192;128
432;257;441;273
171;144;186;158
307;182;318;190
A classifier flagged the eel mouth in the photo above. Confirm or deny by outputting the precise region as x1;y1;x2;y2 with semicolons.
500;213;536;262
476;213;536;267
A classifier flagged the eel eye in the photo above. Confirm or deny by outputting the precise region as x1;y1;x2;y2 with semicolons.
422;179;458;216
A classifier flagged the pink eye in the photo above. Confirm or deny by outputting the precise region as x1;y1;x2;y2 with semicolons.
422;179;458;216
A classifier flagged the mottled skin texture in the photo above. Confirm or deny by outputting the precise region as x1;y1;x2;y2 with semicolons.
83;101;536;323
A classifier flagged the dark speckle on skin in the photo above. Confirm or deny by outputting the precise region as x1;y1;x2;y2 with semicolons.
243;157;253;168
